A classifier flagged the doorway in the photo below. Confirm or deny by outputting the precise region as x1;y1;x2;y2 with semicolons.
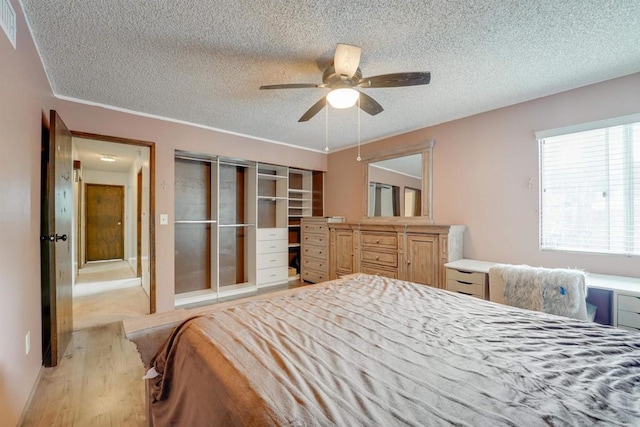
41;112;157;367
72;132;156;316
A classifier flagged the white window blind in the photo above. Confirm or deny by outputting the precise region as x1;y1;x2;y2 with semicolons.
538;120;640;256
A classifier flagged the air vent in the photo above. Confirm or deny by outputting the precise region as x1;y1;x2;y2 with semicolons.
0;0;16;49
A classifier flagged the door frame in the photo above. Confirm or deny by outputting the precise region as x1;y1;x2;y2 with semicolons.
71;131;157;314
137;169;143;277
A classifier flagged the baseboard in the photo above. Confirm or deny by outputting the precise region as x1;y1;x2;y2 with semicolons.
16;365;44;425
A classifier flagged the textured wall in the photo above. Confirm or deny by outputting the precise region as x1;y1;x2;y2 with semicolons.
326;72;640;278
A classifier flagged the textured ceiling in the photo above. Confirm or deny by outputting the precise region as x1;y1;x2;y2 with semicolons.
22;1;640;152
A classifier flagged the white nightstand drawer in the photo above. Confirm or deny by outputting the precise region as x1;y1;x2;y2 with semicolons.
618;294;640;313
618;310;640;330
257;228;287;241
257;266;288;285
446;268;486;285
257;239;287;254
447;279;484;298
257;252;287;269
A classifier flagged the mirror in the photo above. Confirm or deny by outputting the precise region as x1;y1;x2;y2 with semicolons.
361;141;434;223
368;154;422;217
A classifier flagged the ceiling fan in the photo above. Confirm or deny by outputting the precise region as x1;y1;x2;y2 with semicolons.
259;44;431;122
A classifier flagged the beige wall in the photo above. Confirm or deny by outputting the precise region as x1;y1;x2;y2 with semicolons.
1;1;326;423
52;100;327;312
326;72;640;278
0;1;54;425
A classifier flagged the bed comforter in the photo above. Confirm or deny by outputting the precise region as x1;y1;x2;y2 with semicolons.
149;274;640;426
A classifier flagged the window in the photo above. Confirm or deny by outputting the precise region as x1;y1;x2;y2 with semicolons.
538;116;640;256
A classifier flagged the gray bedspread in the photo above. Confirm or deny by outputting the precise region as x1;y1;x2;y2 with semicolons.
150;274;640;426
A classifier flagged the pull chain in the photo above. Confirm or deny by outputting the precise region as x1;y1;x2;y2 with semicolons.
324;104;329;153
356;97;361;161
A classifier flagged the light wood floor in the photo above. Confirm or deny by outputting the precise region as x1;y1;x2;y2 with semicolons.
21;261;149;426
21;268;308;426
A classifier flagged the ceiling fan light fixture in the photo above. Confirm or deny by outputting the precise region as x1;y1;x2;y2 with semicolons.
326;88;359;109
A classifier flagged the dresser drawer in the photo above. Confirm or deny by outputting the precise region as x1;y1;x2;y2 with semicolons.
302;222;327;234
257;239;288;254
302;232;327;247
361;250;397;267
447;279;485;298
257;252;288;269
446;268;486;285
302;269;328;284
361;232;397;249
361;265;398;279
618;310;640;330
257;227;287;241
303;257;327;272
302;245;327;260
257;266;288;285
618;294;640;313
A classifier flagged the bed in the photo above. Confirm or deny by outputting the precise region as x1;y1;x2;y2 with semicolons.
125;274;640;426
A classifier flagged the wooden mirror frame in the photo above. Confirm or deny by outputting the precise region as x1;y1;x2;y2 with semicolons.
361;140;435;224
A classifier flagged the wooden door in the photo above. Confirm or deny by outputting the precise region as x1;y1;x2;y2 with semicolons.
86;184;124;261
40;110;73;367
406;234;439;287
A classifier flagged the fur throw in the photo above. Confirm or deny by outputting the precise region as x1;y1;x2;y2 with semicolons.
489;264;588;321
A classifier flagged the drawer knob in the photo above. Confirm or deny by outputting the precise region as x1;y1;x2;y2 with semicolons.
376;239;380;243
375;256;379;260
407;260;411;265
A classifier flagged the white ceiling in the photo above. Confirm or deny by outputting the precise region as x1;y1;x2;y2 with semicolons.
22;1;640;152
371;155;422;180
74;138;144;173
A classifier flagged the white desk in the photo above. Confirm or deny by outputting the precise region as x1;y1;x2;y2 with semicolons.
444;259;640;330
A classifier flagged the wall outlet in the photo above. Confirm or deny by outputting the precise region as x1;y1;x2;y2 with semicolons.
25;331;30;355
160;214;168;225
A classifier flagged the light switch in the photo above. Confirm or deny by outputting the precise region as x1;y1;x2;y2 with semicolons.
160;214;169;225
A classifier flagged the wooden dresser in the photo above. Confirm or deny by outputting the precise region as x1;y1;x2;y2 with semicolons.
300;217;331;283
359;225;403;279
327;222;465;289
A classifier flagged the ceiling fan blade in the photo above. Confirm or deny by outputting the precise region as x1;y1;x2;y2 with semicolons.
358;72;431;88
334;44;361;80
260;83;325;90
358;92;384;116
298;96;327;122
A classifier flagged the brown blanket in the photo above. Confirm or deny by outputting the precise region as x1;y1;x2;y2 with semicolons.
149;274;640;426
